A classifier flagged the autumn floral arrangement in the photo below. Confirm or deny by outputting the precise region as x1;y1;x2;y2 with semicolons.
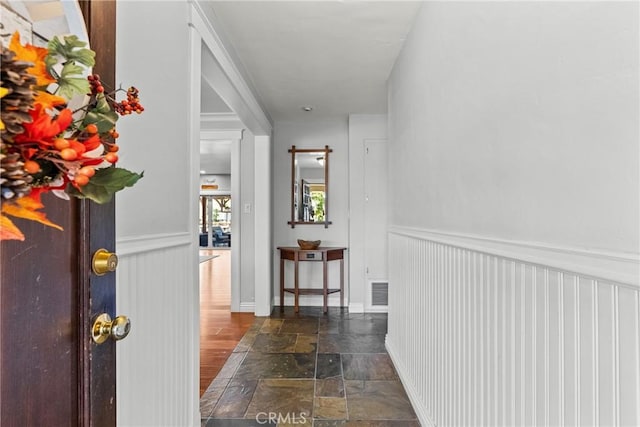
0;32;143;241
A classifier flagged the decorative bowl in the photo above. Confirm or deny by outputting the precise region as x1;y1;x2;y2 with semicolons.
297;239;321;250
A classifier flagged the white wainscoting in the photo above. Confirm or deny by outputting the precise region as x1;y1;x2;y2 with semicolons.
116;233;199;426
387;227;640;427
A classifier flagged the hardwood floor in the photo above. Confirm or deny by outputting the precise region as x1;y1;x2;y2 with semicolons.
199;249;254;395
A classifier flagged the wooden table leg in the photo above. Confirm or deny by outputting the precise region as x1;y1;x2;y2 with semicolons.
280;257;285;311
340;257;344;309
294;252;299;313
323;258;328;313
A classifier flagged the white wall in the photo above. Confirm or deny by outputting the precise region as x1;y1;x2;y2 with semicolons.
348;114;387;311
273;119;349;306
387;2;639;426
115;4;190;239
388;1;639;254
115;1;198;425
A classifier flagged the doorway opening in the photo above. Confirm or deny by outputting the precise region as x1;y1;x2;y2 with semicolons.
192;14;273;395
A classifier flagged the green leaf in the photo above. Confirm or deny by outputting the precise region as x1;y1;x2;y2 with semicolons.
45;54;59;75
67;167;144;204
83;109;119;133
57;62;90;98
47;35;95;68
94;93;112;113
83;93;119;133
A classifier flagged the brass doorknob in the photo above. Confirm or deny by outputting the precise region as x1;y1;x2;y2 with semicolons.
92;249;118;275
92;313;131;344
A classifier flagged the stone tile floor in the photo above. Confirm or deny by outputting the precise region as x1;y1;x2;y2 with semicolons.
201;307;419;427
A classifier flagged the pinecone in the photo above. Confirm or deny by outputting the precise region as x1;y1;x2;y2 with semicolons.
1;43;36;200
0;151;32;200
1;45;35;143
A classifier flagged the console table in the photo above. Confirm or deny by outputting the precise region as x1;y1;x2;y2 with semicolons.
277;246;346;313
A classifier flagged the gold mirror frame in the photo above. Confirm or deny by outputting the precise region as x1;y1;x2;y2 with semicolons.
288;145;332;228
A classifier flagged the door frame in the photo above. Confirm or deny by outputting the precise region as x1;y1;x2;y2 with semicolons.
363;138;389;313
200;129;243;312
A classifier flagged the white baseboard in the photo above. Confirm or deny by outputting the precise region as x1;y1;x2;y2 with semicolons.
386;338;435;427
238;302;255;313
348;303;364;313
364;305;388;313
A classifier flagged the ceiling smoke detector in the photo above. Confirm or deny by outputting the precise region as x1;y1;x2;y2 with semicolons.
301;106;313;112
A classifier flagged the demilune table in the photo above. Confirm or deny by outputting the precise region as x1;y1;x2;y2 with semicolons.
277;246;346;313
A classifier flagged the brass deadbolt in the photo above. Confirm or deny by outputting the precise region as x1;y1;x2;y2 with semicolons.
92;249;118;275
92;313;131;344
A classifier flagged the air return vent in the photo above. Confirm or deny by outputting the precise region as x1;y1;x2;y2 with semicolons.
371;281;389;306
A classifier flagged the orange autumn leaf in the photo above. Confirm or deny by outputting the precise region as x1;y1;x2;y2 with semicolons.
1;195;63;231
14;104;73;148
9;32;56;87
34;91;67;110
0;214;25;241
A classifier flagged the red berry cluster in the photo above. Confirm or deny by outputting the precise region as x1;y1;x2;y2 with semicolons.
87;74;104;94
113;87;144;116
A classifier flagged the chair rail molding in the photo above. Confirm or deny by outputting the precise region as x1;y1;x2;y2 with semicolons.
117;232;192;256
389;225;639;288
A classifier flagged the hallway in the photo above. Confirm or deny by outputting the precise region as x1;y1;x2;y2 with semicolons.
200;250;254;394
200;308;418;426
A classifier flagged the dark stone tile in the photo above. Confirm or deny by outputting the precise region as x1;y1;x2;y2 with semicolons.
203;419;277;427
234;331;259;352
248;318;267;332
207;375;232;389
251;334;298;353
200;377;231;417
244;379;314;419
316;378;344;397
344;380;417;420
318;334;387;354
294;335;317;353
316;353;342;379
270;306;326;319
234;352;316;379
211;379;258;418
313;397;347;420
279;318;318;334
342;354;398;380
319;318;387;335
260;319;283;333
217;352;247;378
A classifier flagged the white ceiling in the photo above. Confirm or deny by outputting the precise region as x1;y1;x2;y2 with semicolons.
199;1;422;121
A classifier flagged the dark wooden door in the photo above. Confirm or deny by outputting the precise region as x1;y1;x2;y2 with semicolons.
1;2;118;425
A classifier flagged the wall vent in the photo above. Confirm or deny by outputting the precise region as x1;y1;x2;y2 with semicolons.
371;281;389;306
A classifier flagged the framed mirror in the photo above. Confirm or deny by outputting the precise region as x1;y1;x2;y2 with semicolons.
288;145;332;228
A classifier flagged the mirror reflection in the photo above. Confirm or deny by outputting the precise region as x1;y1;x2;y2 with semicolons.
294;152;325;222
289;146;332;227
